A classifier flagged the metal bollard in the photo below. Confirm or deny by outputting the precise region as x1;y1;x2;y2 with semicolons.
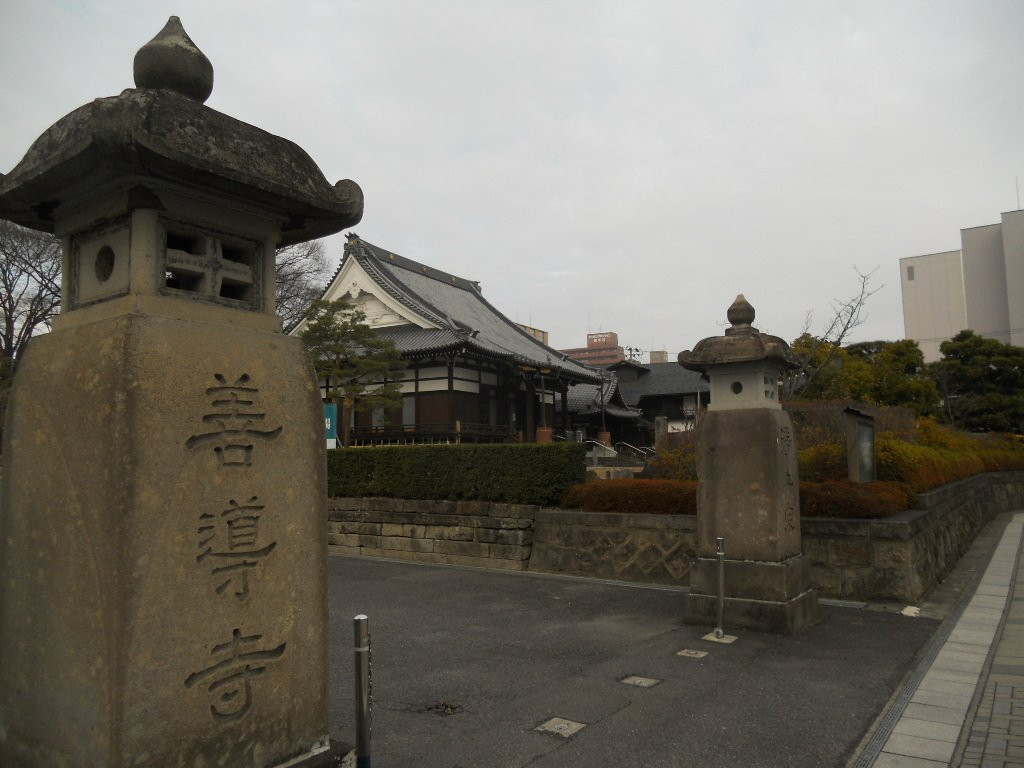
715;537;726;639
354;614;372;768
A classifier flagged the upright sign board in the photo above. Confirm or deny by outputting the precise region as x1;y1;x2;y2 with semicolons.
325;402;338;449
844;407;877;483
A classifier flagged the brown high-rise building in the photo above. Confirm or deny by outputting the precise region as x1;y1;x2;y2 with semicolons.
559;332;626;366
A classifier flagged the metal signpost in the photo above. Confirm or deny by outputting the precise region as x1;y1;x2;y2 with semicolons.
354;615;372;768
715;537;726;639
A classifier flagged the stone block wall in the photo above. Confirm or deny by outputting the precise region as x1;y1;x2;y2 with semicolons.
329;471;1024;603
529;510;696;585
803;471;1024;603
328;498;536;571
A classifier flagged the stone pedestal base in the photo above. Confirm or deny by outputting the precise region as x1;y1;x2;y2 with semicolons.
684;554;819;634
685;590;819;635
689;554;812;602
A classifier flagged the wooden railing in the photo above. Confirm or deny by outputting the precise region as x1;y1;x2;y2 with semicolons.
350;421;519;446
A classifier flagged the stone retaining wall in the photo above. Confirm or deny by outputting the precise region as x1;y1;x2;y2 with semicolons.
328;498;536;570
328;471;1024;603
803;471;1024;603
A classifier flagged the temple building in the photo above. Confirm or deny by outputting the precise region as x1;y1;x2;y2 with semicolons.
609;359;711;434
558;377;645;447
295;234;603;443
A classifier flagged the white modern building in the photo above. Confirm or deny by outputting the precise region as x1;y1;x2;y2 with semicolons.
901;208;1024;362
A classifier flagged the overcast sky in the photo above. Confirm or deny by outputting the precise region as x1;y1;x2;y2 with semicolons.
3;1;1022;358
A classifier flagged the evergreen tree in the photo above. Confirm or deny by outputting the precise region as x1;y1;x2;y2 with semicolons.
846;339;939;415
787;335;939;416
300;298;404;446
929;331;1024;433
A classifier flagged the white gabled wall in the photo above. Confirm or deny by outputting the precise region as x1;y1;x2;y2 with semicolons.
288;254;438;336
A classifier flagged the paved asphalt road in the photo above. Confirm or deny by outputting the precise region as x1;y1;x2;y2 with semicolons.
324;556;937;768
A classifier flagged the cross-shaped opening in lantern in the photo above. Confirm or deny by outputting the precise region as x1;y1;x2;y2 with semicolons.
162;223;260;310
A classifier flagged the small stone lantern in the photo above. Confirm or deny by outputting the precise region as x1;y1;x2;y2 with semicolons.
678;295;818;634
0;18;359;767
690;295;787;411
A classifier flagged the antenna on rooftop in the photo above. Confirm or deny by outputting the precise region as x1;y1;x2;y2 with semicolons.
1017;176;1021;210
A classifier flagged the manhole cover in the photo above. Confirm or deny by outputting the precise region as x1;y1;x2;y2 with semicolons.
620;675;662;687
535;717;587;738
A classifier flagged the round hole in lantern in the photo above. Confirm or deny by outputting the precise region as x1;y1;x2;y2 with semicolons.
95;245;115;283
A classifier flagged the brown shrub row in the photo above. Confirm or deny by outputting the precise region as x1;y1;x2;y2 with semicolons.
561;479;698;515
598;418;1024;518
798;481;915;519
561;478;915;519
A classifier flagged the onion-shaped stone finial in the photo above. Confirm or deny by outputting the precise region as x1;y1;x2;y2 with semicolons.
726;294;755;329
133;16;213;103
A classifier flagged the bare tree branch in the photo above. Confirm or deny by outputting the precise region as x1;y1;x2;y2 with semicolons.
0;220;62;364
783;267;881;399
275;239;329;331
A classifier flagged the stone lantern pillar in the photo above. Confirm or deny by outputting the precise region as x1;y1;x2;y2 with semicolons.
678;295;818;634
0;18;361;767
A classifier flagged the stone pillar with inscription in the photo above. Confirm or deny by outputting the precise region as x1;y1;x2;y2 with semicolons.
0;18;361;768
679;296;818;634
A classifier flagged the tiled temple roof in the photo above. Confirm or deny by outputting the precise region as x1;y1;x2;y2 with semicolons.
341;235;603;384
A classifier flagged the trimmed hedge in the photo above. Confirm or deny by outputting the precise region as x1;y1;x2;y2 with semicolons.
563;418;1024;520
644;444;698;481
561;479;698;515
560;478;913;519
796;442;847;482
796;421;1024;492
875;434;982;493
327;442;587;505
798;480;915;519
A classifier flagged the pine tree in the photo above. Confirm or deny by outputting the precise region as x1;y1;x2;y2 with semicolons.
300;298;404;446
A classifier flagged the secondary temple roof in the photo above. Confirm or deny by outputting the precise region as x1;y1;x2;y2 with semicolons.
0;16;362;245
560;378;640;419
322;235;604;384
610;361;709;407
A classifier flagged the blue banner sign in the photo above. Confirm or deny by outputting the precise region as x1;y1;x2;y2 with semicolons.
324;403;338;440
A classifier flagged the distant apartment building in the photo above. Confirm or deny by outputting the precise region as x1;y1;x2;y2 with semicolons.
901;208;1024;362
560;332;626;366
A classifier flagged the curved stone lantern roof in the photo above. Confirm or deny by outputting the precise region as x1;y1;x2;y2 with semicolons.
0;16;362;245
678;294;798;373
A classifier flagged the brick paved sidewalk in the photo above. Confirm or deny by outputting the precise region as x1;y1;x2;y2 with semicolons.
958;520;1024;767
862;512;1024;768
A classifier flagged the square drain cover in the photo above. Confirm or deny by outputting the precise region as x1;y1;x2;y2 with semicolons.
702;632;737;644
620;675;661;688
676;649;708;658
535;717;587;738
